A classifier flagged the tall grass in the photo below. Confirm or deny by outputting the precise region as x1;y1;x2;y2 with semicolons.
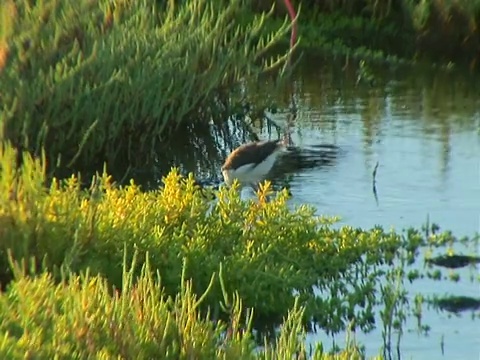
0;0;295;172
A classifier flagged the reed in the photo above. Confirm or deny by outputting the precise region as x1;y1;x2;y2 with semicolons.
0;0;295;172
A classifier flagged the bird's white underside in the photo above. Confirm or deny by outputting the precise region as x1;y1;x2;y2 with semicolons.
222;148;284;188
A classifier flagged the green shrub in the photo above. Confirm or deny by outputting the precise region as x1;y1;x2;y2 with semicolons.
1;141;475;341
0;140;477;356
0;141;404;336
0;256;378;359
0;0;294;171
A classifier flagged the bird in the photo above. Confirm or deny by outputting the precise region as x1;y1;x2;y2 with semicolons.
221;138;288;190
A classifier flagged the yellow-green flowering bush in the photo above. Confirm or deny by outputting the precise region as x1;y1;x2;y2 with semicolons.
0;258;377;359
0;142;404;334
1;142;476;357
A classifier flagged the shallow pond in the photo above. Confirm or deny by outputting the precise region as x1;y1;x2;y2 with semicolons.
134;54;480;358
253;57;480;359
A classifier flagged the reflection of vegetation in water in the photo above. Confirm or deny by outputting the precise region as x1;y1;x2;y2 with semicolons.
248;57;479;184
426;254;480;269
255;56;480;131
430;295;480;313
0;143;478;357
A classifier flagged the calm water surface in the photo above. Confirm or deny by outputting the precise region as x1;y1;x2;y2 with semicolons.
247;58;480;359
138;55;480;359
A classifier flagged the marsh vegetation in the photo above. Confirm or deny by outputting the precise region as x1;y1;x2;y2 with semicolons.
0;0;479;358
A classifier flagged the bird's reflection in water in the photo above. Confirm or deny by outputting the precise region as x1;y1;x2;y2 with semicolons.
268;143;343;191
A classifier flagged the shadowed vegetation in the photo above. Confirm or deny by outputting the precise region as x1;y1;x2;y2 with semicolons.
262;0;480;68
426;254;480;269
0;0;295;176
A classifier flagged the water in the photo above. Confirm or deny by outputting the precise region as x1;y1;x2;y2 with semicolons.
133;55;480;358
271;64;480;238
249;58;480;359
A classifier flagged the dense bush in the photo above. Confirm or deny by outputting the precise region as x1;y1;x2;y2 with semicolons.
0;0;294;172
0;141;477;356
0;260;371;359
0;141;404;335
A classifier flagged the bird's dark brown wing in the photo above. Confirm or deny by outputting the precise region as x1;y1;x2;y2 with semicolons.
222;140;282;171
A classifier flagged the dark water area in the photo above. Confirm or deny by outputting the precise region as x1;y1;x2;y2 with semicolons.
117;53;480;358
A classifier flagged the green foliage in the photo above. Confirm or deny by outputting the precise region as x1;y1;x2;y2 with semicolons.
0;256;376;359
0;141;478;356
264;0;480;67
0;141;399;335
0;0;294;171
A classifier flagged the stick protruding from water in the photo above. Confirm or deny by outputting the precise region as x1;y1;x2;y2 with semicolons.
372;161;380;205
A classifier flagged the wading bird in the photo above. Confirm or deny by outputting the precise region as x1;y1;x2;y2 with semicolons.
221;138;288;190
221;0;297;190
